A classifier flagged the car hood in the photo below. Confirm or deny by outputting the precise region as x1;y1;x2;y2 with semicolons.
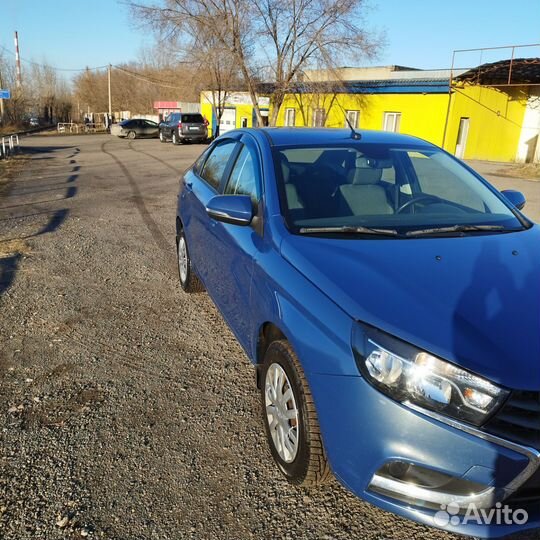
281;226;540;390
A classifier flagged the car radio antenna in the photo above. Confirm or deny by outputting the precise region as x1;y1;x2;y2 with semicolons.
337;100;361;140
345;116;361;140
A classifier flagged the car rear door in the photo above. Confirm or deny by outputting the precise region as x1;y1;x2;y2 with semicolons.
200;134;264;351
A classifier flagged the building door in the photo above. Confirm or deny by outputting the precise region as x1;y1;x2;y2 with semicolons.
455;117;470;159
219;108;236;135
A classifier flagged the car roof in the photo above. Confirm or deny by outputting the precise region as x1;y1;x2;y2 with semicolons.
234;127;436;148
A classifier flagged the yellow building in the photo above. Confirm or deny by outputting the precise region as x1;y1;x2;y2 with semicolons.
276;60;540;163
200;59;540;163
200;91;270;138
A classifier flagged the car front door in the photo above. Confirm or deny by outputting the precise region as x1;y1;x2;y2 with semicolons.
182;138;240;288
201;134;264;351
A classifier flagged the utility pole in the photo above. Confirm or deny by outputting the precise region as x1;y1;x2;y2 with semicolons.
108;64;112;121
0;69;4;125
14;31;22;87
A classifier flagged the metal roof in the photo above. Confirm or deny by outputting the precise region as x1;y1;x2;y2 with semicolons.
288;79;450;94
455;58;540;85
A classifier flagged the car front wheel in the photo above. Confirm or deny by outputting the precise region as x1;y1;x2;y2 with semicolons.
127;130;136;140
261;340;332;486
159;131;166;143
176;230;204;293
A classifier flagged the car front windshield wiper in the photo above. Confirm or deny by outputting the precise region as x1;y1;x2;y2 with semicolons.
405;224;519;237
298;226;399;237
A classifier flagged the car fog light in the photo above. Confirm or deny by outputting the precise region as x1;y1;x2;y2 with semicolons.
368;460;494;511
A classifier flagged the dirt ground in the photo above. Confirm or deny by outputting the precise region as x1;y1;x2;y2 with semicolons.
0;134;537;540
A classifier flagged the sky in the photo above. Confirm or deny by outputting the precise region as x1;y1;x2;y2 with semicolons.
0;0;539;77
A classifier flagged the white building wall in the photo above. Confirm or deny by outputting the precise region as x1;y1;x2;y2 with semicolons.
517;90;540;163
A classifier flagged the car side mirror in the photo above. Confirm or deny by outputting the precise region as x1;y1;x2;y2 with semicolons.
501;189;526;210
206;195;254;226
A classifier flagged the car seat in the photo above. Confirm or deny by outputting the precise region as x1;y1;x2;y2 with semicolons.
338;157;394;216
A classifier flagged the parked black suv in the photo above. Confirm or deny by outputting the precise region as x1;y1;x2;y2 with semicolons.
159;112;208;144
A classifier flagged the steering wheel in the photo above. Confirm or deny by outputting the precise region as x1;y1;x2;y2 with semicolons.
396;194;443;214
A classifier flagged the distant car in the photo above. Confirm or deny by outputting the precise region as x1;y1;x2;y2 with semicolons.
159;112;208;144
111;119;159;139
29;117;39;127
176;127;540;539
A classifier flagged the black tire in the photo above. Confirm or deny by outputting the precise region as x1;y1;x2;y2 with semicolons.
159;131;166;143
261;340;332;486
127;131;136;140
176;229;204;293
172;130;179;145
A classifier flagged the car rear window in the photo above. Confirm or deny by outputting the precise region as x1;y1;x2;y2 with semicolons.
181;114;204;124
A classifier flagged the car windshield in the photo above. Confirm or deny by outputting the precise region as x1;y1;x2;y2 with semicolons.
274;143;525;236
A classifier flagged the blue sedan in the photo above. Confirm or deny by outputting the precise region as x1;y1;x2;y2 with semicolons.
176;128;540;538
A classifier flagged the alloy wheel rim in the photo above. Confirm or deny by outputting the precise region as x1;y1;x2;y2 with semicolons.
178;236;188;283
265;363;299;463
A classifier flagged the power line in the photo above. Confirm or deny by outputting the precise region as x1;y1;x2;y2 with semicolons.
112;65;188;89
0;44;108;72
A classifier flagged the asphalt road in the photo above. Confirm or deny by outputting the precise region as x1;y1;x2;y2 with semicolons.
0;134;537;540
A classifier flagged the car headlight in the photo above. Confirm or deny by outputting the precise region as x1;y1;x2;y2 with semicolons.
352;322;509;426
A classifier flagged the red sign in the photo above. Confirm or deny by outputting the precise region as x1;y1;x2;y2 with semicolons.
153;101;181;109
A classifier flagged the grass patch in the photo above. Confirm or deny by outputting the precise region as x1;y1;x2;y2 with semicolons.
0;238;31;258
496;162;540;181
0;154;29;192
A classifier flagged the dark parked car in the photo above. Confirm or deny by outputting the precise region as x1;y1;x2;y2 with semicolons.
110;119;159;139
159;112;208;144
176;127;540;539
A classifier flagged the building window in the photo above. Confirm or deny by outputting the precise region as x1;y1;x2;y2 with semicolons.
312;108;326;127
285;108;296;127
383;112;401;132
345;110;360;129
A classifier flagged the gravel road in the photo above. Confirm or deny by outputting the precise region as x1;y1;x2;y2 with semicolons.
0;134;537;540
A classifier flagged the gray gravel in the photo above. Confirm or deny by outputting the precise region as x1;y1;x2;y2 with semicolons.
0;134;535;540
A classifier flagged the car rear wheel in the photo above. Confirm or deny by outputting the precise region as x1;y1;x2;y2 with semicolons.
127;131;136;140
159;131;166;143
176;230;204;293
261;340;332;486
172;131;178;145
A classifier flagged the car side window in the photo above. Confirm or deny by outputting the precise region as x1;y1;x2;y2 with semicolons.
224;144;261;202
200;140;238;190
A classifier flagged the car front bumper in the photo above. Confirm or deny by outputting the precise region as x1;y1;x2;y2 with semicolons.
309;372;540;538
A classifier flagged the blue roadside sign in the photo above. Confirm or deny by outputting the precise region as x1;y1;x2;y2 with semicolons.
0;89;11;99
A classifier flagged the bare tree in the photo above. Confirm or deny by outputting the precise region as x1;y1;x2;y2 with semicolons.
189;30;241;136
130;0;381;126
0;50;28;126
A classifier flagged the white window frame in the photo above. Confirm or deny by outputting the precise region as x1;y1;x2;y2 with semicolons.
312;108;326;127
345;110;360;129
383;112;401;132
285;108;296;127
